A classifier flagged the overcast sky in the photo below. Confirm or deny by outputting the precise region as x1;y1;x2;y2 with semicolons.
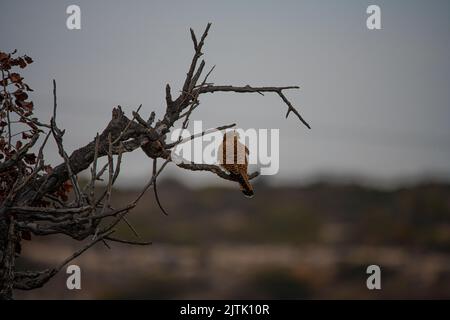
1;0;449;187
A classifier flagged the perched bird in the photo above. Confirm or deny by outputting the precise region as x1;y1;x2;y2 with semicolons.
218;131;254;197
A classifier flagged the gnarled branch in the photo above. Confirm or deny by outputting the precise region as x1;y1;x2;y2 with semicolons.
1;23;309;298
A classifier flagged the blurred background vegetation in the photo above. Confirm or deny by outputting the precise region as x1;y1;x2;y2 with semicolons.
15;177;450;299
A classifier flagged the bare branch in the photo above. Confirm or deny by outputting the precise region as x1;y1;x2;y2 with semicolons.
182;23;212;95
198;84;311;129
0;134;39;173
14;230;114;290
50;79;83;204
2;23;308;298
175;161;259;182
166;123;236;149
104;236;152;246
152;158;168;216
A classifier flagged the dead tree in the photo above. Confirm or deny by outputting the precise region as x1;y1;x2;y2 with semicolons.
0;23;310;299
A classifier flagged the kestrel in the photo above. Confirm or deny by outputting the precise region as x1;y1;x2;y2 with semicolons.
218;131;254;197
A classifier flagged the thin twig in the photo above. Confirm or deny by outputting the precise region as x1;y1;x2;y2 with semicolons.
152;158;168;216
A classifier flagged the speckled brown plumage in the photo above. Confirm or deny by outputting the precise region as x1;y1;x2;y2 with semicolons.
218;131;254;197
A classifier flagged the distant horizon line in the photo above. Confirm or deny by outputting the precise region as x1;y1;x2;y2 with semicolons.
77;171;450;191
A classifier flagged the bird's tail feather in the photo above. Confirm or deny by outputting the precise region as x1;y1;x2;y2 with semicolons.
238;171;254;198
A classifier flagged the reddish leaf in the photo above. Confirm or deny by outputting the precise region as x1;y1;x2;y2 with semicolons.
0;51;8;61
9;73;22;83
24;55;33;64
2;62;11;70
24;153;36;165
62;179;73;192
22;131;32;139
16;140;23;149
22;101;34;111
13;89;28;101
17;58;26;68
